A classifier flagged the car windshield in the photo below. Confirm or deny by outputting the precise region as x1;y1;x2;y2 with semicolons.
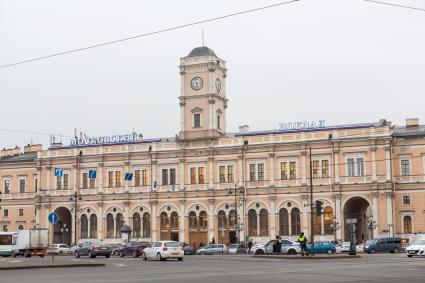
366;240;377;245
412;239;425;245
229;244;238;248
164;242;179;247
92;241;106;246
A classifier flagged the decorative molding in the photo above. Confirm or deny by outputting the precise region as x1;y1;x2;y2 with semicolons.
191;107;203;113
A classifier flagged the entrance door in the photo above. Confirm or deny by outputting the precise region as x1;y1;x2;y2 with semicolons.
229;231;236;244
53;207;72;245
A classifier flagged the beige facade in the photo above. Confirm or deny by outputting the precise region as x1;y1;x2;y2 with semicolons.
1;47;425;247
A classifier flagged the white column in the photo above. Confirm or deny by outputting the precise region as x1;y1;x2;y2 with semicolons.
386;192;394;236
113;216;117;238
385;146;391;181
179;200;185;242
371;147;377;181
301;152;307;185
269;153;275;186
372;192;379;239
334;195;342;241
269;196;276;239
208;199;215;243
151;201;157;241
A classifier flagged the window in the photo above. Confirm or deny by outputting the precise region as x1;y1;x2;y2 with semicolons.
280;162;288;180
219;166;226;183
249;163;264;181
19;209;24;217
194;113;201;128
258;164;264;181
2;225;8;232
18;225;24;230
403;215;412;234
401;159;410;176
162;169;168;185
134;170;141;186
281;161;297;180
289;162;296;179
106;213;114;238
18;178;26;193
90;215;97;238
63;174;69;190
116;213;123;238
115;171;121;187
82;173;88;189
4;179;10;194
279;208;289;235
108;172;114;187
227;165;234;183
249;164;256;181
313;160;319;178
3;209;8;217
324;207;333;235
81;214;88;238
142;170;148;186
347;157;365;177
259;209;269;236
403;195;411;205
162;168;176;185
198;167;205;184
57;175;62;190
321;160;329;178
291;208;301;235
170;169;176;185
217;115;221;129
248;209;257;236
133;213;141;238
219;165;233;183
89;176;95;189
190;168;196;184
143;212;151;238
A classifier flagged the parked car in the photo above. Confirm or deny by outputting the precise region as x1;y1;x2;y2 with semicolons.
252;239;301;255
119;241;150;258
306;242;336;254
406;238;425;257
47;244;70;255
364;237;402;254
228;244;247;254
335;242;351;253
75;241;112;258
196;244;227;255
182;245;196;255
69;245;80;255
111;244;124;256
142;241;184;261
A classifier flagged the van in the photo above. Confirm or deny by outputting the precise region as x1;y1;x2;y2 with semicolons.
364;237;402;254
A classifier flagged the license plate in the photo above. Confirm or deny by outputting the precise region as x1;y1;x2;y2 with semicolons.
409;251;415;254
101;248;107;250
171;253;178;255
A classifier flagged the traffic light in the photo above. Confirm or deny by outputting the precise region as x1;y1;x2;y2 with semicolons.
316;200;323;216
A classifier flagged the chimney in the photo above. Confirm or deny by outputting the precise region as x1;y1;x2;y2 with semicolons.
239;125;250;134
405;118;419;128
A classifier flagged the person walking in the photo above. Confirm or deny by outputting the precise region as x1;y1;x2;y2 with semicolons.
276;236;282;255
297;232;308;256
247;239;253;254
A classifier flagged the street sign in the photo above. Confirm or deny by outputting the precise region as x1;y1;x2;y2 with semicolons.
88;170;97;179
125;173;133;181
346;218;357;224
54;168;63;177
48;212;59;224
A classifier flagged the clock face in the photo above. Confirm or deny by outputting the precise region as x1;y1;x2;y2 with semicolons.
215;78;221;93
191;77;203;91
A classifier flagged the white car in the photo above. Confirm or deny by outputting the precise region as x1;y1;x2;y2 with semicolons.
406;238;425;257
48;244;70;255
252;239;301;255
336;242;351;253
142;241;184;261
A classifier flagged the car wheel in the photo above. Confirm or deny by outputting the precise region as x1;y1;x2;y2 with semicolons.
255;250;264;255
105;254;110;258
89;251;96;258
287;249;297;255
133;251;139;258
143;252;147;261
58;251;63;255
178;257;183;261
393;248;399;254
120;252;124;258
327;249;333;255
407;255;413;258
200;252;205;255
75;251;80;258
369;249;376;254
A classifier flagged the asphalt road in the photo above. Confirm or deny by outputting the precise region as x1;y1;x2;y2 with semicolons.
0;254;424;283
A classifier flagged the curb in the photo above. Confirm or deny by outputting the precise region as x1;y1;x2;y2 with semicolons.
0;263;106;270
253;255;362;260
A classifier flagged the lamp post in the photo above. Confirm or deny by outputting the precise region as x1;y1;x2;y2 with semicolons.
227;184;244;244
70;192;82;245
330;217;340;243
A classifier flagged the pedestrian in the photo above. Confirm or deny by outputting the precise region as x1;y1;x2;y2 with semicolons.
247;239;253;254
297;232;308;256
276;236;282;255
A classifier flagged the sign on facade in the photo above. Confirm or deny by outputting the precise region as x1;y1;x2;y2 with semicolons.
69;132;139;146
279;120;326;131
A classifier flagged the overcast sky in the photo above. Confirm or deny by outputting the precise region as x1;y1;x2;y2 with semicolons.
1;0;425;149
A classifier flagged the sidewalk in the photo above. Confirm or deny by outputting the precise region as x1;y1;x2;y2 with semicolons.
253;254;362;260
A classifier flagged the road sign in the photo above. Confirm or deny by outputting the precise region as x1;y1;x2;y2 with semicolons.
89;170;97;179
125;173;133;181
54;168;63;177
48;212;59;224
346;218;357;224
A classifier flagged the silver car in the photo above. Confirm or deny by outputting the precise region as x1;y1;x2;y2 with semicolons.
253;239;301;255
196;244;227;255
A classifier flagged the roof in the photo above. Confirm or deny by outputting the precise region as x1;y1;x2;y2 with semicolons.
0;152;37;163
392;126;425;138
186;46;217;58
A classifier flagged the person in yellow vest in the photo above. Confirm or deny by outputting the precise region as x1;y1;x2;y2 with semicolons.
297;232;308;256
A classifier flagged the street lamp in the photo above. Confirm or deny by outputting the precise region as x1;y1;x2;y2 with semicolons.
330;217;340;243
227;185;244;244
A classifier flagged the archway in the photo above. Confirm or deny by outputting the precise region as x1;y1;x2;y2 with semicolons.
343;197;371;242
188;211;208;248
53;207;72;245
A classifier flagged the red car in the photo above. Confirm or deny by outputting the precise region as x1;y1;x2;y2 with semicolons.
119;241;150;257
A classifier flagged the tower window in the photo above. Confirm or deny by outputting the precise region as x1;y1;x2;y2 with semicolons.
217;115;221;129
194;113;201;128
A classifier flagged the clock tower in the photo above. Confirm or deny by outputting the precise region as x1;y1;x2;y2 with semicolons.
178;46;228;141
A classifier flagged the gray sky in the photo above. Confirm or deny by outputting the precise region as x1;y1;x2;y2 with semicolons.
1;0;425;149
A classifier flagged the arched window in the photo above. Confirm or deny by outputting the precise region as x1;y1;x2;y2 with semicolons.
228;210;237;228
259;209;269;236
160;212;169;230
248;209;257;236
324;207;333;235
18;225;24;230
404;215;412;234
199;211;208;229
106;213;114;238
279;208;289;236
115;213;123;238
312;207;321;235
2;225;8;232
142;212;151;238
189;211;198;229
80;214;88;238
90;214;97;238
291;208;301;235
170;212;179;230
133;213;141;238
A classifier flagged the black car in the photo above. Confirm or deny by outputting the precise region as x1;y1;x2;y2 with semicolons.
111;244;124;256
119;241;150;257
182;245;196;255
75;241;112;258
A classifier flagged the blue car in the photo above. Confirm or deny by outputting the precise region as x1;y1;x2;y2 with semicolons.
306;242;336;254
